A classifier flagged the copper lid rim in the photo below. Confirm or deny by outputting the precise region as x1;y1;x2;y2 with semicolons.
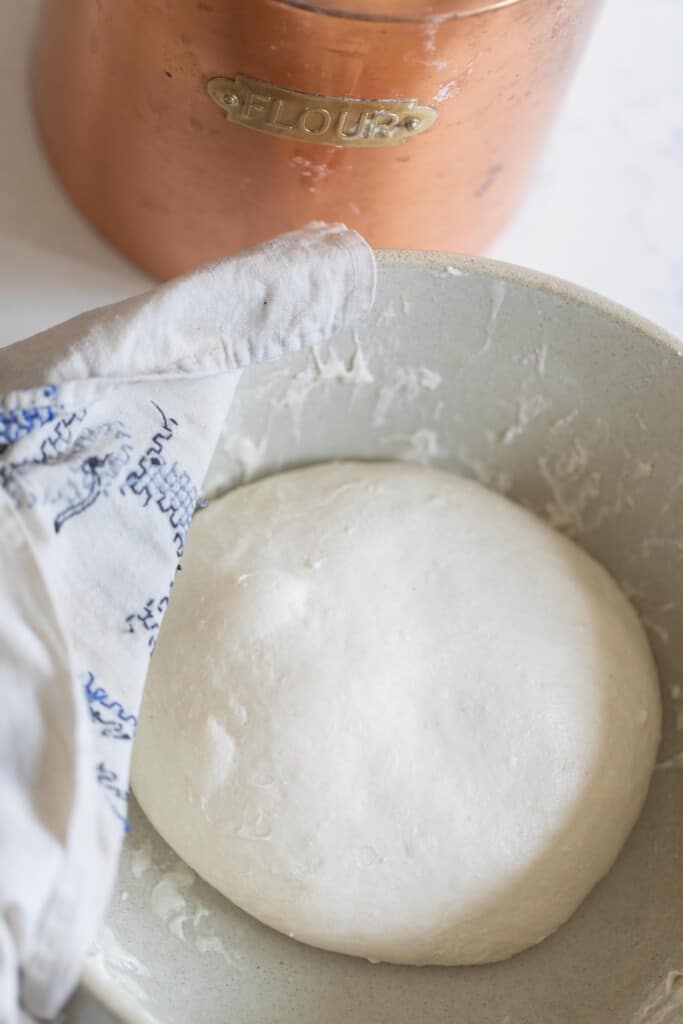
273;0;528;24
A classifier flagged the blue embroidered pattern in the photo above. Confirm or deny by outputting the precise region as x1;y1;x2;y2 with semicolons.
83;671;137;740
0;409;88;507
120;401;198;556
125;593;171;651
82;673;133;828
96;762;131;832
0;407;134;526
0;385;61;453
53;443;132;533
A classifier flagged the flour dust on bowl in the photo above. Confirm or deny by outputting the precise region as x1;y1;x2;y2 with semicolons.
84;253;683;1024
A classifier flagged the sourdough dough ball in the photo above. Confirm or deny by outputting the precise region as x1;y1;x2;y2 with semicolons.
132;461;661;966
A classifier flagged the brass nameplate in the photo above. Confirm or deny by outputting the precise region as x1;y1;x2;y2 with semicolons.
207;75;438;147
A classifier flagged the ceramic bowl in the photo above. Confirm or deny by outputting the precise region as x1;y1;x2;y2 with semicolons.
83;251;683;1024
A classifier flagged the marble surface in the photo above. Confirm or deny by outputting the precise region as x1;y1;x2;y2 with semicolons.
491;0;683;340
0;0;680;1021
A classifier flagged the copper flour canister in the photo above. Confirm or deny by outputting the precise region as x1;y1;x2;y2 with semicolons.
33;0;602;279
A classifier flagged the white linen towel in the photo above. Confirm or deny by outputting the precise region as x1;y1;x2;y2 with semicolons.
0;223;376;1023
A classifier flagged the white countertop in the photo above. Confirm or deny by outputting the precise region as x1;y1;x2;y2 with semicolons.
1;1;681;1021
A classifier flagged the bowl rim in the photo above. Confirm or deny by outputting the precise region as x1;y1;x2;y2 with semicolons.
80;965;152;1024
376;248;682;357
79;248;681;1023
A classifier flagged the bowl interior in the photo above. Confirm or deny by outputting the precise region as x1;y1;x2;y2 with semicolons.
84;255;683;1024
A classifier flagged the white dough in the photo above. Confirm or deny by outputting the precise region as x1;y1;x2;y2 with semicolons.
132;461;661;966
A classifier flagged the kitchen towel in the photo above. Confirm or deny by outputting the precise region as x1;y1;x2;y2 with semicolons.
0;223;376;1023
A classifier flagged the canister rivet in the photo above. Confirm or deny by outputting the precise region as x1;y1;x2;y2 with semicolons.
223;92;239;106
404;117;422;130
